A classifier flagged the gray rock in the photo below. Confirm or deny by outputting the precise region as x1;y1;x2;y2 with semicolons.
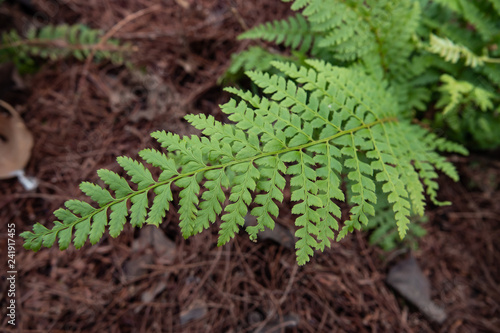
387;256;447;323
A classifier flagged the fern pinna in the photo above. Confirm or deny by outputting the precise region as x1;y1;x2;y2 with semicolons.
21;60;466;265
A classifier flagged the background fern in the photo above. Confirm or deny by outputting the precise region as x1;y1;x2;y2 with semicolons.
236;1;421;90
238;14;314;55
417;0;500;149
360;185;428;251
21;61;467;265
0;23;133;72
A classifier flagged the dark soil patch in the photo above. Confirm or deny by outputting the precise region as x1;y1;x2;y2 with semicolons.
1;1;499;332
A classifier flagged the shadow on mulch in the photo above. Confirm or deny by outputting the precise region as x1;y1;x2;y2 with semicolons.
1;1;499;332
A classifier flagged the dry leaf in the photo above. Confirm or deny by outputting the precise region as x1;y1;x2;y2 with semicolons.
0;100;33;179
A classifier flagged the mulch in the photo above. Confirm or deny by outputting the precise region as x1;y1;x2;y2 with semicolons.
1;1;499;332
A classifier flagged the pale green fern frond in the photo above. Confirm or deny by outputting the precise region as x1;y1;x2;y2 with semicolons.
434;73;500;149
436;74;496;114
240;0;423;102
427;34;485;68
238;14;315;54
21;60;466;265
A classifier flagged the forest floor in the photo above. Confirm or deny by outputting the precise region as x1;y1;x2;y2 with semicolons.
0;1;499;332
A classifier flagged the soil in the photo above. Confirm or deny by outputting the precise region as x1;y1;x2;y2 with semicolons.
1;1;499;332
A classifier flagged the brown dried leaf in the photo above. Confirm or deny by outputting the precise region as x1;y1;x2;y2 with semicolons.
0;100;33;179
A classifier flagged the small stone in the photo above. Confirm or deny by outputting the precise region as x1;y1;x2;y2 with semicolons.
180;299;208;325
387;256;447;323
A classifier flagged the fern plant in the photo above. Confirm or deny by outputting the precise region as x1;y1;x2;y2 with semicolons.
416;0;500;149
229;0;500;150
233;0;422;105
21;60;466;264
0;23;133;72
361;184;428;251
222;46;296;85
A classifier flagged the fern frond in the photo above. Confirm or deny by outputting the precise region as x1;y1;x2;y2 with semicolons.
236;0;422;90
362;184;427;251
436;74;496;114
427;34;485;68
455;0;498;41
432;0;500;41
221;46;293;83
490;0;500;15
480;63;500;89
21;60;466;265
0;23;133;70
300;0;377;61
282;0;312;11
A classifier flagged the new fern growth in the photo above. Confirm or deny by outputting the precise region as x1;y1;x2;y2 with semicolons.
417;0;500;148
21;60;467;265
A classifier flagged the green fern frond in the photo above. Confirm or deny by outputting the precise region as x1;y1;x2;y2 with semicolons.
432;0;500;41
300;0;377;61
282;0;311;11
241;0;421;72
454;0;498;41
362;184;428;251
0;23;133;70
221;46;293;83
490;0;500;15
480;63;500;88
427;34;486;68
21;60;466;265
433;73;500;149
431;0;461;12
